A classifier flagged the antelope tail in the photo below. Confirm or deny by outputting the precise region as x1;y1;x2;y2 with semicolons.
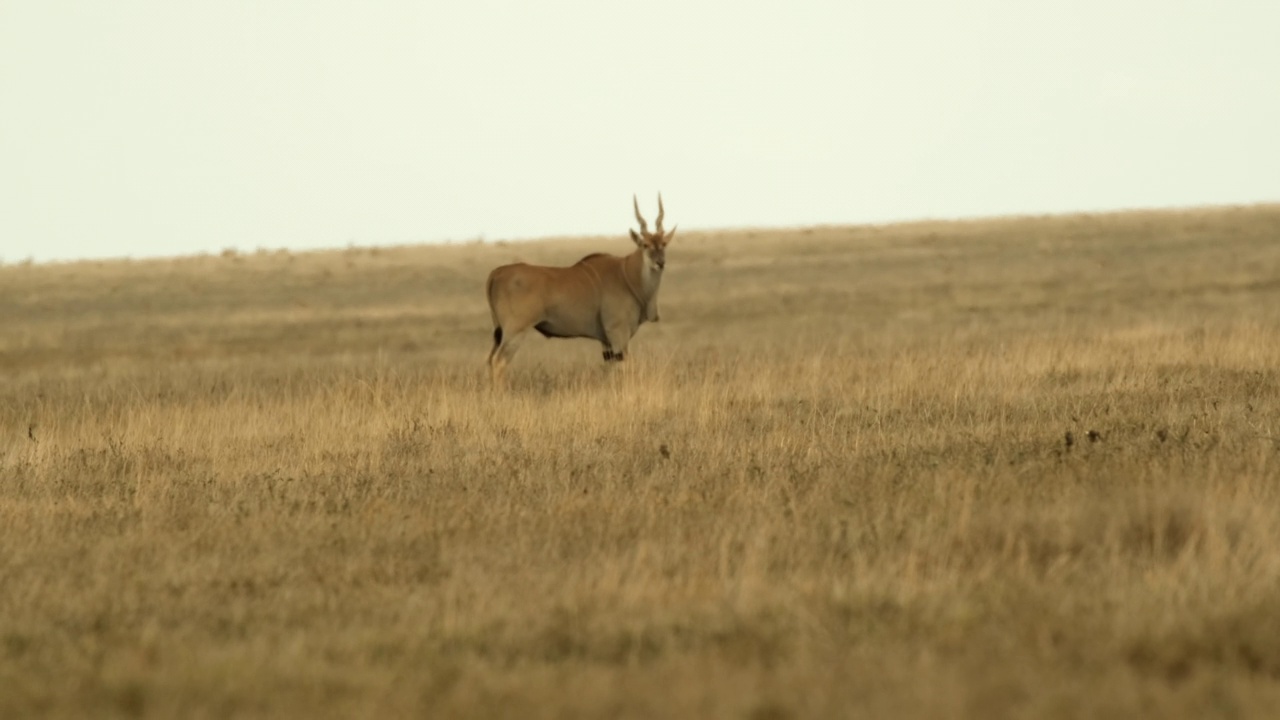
486;272;503;347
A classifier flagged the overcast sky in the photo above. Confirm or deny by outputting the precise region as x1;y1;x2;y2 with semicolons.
2;1;1277;263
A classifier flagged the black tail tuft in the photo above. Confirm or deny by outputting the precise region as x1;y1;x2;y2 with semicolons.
492;327;503;346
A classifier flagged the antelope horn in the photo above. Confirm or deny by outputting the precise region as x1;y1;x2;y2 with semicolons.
655;193;665;235
633;194;650;235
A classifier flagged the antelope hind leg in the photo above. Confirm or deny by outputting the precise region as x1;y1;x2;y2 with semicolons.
489;327;527;387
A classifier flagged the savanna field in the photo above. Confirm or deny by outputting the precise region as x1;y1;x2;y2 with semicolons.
2;205;1280;719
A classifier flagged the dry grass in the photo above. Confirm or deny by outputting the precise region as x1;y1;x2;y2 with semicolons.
2;205;1280;719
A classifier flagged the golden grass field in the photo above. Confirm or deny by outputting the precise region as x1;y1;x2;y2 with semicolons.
2;204;1280;718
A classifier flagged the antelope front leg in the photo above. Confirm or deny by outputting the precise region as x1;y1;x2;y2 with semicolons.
603;329;631;364
602;311;637;366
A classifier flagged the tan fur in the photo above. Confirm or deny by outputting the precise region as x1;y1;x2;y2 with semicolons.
486;195;676;386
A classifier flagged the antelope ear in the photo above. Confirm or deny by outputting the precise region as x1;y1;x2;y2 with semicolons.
629;229;645;247
661;226;677;246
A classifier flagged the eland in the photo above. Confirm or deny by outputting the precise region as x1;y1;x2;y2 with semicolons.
485;194;676;386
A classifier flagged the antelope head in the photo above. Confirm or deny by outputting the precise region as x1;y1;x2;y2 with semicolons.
630;193;676;273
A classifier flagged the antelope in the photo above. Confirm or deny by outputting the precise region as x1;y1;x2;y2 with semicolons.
485;194;676;386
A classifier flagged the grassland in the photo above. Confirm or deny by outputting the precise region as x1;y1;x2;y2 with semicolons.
2;204;1280;719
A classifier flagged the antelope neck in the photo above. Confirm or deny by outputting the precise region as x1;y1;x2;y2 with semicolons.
623;249;660;307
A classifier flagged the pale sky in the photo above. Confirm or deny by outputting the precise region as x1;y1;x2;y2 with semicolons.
2;1;1277;263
